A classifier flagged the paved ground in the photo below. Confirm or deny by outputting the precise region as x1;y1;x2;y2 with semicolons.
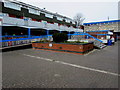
2;41;119;88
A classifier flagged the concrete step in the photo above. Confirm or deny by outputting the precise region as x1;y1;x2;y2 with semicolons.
94;43;106;49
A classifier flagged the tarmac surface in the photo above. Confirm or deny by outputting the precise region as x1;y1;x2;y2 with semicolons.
2;41;119;88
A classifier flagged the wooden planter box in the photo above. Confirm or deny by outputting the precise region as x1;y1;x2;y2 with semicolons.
32;42;94;55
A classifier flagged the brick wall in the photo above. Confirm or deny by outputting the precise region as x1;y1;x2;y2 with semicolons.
84;22;118;32
32;42;94;55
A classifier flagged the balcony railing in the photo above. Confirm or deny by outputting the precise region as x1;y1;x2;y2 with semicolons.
2;16;83;32
3;16;24;26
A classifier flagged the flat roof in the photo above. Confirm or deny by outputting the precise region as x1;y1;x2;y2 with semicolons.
83;20;120;25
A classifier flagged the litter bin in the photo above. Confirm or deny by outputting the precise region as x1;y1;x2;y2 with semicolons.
108;39;112;46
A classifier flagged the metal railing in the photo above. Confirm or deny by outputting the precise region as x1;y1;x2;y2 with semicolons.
70;32;103;43
2;16;83;32
1;35;52;48
1;32;104;49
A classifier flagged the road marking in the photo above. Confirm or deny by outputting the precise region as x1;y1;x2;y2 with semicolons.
23;54;120;77
84;49;97;56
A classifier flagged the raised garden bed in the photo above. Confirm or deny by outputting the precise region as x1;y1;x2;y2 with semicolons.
32;42;94;55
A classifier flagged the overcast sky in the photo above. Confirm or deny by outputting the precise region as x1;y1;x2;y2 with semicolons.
17;0;119;23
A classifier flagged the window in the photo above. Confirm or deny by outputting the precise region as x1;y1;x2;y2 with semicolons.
57;17;63;21
72;21;75;24
66;19;71;23
4;2;21;10
45;13;53;18
29;8;40;15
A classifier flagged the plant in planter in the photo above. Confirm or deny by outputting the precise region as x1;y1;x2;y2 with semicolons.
39;40;49;42
32;32;94;55
52;33;68;43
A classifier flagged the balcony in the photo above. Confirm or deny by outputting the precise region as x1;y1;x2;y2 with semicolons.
3;16;24;26
2;16;83;32
28;20;45;28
